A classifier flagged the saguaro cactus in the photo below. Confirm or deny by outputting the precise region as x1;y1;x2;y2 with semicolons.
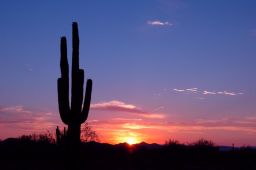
57;22;92;148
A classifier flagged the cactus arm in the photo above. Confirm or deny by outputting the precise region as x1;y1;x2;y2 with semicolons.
80;79;92;123
57;36;70;125
58;78;70;125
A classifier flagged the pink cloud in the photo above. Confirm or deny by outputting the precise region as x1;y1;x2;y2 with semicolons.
0;105;58;139
91;100;165;119
91;100;145;113
0;106;32;114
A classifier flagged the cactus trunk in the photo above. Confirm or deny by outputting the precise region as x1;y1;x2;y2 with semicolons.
57;22;92;149
68;124;81;148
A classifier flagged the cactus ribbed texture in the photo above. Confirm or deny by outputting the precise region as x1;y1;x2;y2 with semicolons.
57;22;92;148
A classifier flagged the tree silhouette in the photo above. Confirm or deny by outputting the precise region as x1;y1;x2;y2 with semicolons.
81;122;99;142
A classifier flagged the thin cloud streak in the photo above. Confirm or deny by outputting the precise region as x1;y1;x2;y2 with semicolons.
203;90;216;95
0;106;32;114
147;20;173;26
173;88;185;92
186;88;198;92
141;113;165;119
173;88;243;97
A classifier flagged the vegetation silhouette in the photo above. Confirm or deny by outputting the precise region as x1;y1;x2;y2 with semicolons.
81;122;99;143
1;135;256;170
55;123;97;147
56;126;67;146
57;22;92;150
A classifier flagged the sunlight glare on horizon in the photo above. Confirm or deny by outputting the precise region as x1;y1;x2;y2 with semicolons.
126;136;139;145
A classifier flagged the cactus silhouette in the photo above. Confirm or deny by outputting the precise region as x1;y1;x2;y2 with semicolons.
57;22;92;149
56;126;61;145
56;126;67;145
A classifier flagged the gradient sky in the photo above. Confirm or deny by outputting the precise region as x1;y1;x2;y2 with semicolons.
1;0;256;146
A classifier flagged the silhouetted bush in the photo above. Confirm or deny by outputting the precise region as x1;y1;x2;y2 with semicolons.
19;131;55;144
192;138;214;147
165;139;179;145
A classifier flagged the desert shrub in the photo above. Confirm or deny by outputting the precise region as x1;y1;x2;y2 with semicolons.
19;131;55;144
193;139;214;147
165;139;180;146
190;138;217;152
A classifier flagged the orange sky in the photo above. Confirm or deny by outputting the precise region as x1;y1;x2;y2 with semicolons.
1;101;256;146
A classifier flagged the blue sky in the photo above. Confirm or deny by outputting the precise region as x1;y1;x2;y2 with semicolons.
0;0;256;145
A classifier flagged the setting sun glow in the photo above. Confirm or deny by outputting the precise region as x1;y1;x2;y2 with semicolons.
126;137;139;145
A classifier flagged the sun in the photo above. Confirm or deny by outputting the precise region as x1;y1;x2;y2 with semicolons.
126;137;138;145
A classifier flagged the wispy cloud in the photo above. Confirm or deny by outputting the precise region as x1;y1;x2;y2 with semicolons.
186;88;198;92
173;88;243;97
203;90;216;95
147;20;173;26
122;123;152;130
0;106;32;114
173;88;185;92
91;100;145;113
223;91;243;96
141;113;165;119
91;100;165;119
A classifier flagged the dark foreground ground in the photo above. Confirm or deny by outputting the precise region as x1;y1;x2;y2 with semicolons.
1;137;256;170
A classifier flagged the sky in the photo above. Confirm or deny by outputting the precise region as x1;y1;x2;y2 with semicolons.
1;0;256;146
